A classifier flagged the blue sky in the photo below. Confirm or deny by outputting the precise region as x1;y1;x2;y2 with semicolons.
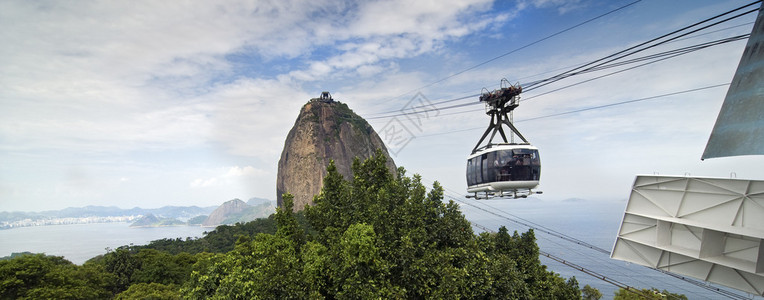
1;0;761;211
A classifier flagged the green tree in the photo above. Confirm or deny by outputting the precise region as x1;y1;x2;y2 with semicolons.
183;150;584;299
582;284;603;300
115;282;180;300
179;253;226;299
613;287;688;300
275;193;305;248
0;254;114;299
333;223;401;299
182;196;308;299
101;247;140;292
131;249;196;285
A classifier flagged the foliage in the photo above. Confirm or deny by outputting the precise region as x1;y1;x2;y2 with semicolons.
183;150;582;299
186;215;207;225
582;284;603;300
127;216;277;254
87;247;198;294
0;253;114;299
613;287;688;300
0;252;33;261
115;282;180;300
4;151;588;298
182;199;306;299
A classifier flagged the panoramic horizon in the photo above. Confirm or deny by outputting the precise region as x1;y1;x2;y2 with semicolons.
2;0;763;212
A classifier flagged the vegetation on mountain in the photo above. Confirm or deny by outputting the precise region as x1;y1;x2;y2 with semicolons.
0;152;688;299
186;215;207;225
114;282;180;300
129;214;184;227
613;287;688;300
0;253;114;299
219;202;275;225
182;151;584;299
583;284;604;299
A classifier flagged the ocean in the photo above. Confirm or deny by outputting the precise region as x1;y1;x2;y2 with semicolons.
0;223;208;264
0;200;757;299
458;198;757;299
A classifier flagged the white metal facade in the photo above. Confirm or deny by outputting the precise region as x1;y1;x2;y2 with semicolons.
611;175;764;296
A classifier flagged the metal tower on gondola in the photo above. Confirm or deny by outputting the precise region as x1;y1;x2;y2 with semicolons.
471;79;528;154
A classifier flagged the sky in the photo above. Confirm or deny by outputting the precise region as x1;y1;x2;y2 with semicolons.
1;0;762;212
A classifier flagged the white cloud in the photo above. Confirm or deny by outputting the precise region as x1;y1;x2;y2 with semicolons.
190;165;267;189
199;77;310;159
517;0;585;15
284;0;509;81
1;0;758;212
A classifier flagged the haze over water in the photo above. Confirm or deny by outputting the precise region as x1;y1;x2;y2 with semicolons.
0;223;208;264
1;199;756;299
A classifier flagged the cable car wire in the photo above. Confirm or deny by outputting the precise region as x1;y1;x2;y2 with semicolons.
426;176;752;300
523;1;761;92
362;2;757;121
364;33;748;121
441;190;750;300
418;175;751;299
520;83;730;122
366;0;644;108
520;34;748;100
469;221;657;299
459;196;707;299
372;82;731;140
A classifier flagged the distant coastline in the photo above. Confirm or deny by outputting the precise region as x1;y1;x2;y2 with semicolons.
128;224;202;228
0;204;217;230
2;216;140;230
2;198;275;230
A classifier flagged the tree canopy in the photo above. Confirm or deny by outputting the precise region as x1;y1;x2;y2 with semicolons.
182;150;583;299
5;150;693;299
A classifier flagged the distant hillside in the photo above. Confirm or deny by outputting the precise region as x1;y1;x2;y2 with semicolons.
1;205;217;222
221;203;275;224
187;215;207;225
203;199;276;227
129;214;185;228
247;197;273;206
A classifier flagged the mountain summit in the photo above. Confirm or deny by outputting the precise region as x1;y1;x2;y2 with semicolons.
277;93;396;211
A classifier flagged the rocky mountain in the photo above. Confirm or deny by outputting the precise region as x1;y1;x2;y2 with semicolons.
129;214;184;228
202;199;249;227
246;197;273;206
202;199;275;227
277;95;396;211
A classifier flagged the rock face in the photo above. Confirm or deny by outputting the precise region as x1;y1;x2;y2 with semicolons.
277;97;396;211
202;198;249;227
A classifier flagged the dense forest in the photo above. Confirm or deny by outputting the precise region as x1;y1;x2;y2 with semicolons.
0;151;684;299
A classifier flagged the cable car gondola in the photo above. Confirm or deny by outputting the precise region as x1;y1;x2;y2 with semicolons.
466;79;542;199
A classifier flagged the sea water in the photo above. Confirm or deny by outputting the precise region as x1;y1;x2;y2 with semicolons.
460;199;756;299
0;201;756;299
0;223;208;264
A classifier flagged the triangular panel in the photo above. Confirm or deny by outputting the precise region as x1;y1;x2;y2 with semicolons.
612;239;663;267
742;199;764;231
621;225;657;245
627;191;674;217
688;178;743;196
747;180;764;195
706;265;764;296
677;193;741;219
681;198;743;227
638;189;684;217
